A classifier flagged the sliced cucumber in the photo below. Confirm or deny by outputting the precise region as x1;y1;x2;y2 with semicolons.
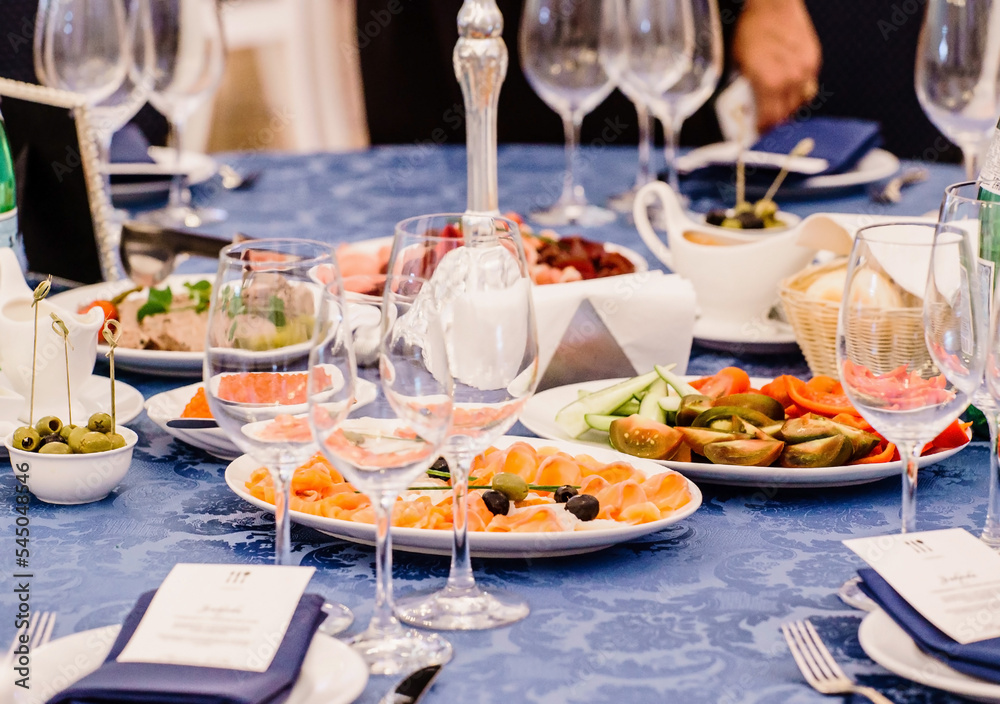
638;378;670;423
655;363;698;397
554;370;659;438
658;395;681;412
584;414;619;432
613;397;641;416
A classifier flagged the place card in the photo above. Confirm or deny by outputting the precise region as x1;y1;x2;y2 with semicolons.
844;528;1000;644
116;563;315;671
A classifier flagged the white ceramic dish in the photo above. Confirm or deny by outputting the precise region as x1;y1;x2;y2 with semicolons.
146;379;378;461
108;148;217;202
5;427;137;504
49;275;312;378
0;625;368;704
518;377;970;488
692;314;800;355
0;373;143;458
225;435;703;558
859;609;1000;703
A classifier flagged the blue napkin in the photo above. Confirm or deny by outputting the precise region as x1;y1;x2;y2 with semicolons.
858;567;1000;683
109;124;155;165
676;116;883;199
47;591;327;704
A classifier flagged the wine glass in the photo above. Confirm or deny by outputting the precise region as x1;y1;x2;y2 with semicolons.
940;181;1000;545
520;0;618;226
916;0;1000;179
37;0;154;219
389;214;540;631
309;272;454;674
203;238;354;634
138;0;226;228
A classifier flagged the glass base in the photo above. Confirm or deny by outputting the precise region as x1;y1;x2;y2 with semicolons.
530;202;617;227
982;529;1000;549
318;601;354;636
607;187;639;213
394;584;529;631
349;621;453;676
838;576;877;612
135;205;228;228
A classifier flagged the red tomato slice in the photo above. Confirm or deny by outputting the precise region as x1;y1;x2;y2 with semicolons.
689;367;751;399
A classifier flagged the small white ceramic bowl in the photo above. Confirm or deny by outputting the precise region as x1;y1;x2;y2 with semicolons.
5;426;137;504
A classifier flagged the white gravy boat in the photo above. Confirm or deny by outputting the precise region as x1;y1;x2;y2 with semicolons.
633;181;816;326
0;248;104;423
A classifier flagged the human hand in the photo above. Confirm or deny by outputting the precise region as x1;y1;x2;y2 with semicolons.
733;0;822;132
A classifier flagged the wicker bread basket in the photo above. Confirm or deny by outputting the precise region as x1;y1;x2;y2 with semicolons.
779;258;931;378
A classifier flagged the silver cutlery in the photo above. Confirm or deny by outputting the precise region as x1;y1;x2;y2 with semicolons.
166;418;218;429
4;612;56;664
219;164;261;191
782;619;894;704
869;167;929;204
379;665;442;704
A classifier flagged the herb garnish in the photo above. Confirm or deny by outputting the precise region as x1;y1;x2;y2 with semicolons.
136;280;212;322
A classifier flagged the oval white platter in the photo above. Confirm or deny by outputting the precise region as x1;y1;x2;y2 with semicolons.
225;435;702;558
519;377;970;488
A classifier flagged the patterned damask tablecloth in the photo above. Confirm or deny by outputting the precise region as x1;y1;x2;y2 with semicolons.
1;145;984;703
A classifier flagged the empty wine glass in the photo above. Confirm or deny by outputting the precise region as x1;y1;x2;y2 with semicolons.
520;0;617;226
309;272;454;674
203;238;355;634
138;0;226;227
940;181;1000;545
916;0;1000;179
389;213;540;631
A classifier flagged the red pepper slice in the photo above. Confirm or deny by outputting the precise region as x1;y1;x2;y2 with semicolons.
849;442;896;465
784;375;860;417
689;367;751;399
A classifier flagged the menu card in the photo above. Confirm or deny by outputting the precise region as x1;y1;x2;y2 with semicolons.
116;563;315;671
844;528;1000;644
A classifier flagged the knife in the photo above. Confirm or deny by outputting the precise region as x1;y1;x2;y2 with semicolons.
379;665;442;704
165;419;218;429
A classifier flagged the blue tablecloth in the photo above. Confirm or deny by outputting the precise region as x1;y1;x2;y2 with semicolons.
1;144;980;703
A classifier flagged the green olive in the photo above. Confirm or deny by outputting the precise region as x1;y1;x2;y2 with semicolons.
38;442;72;455
107;432;127;450
12;426;41;452
79;432;112;454
88;413;113;433
59;424;77;442
491;472;529;502
35;416;63;436
67;426;89;453
720;217;742;229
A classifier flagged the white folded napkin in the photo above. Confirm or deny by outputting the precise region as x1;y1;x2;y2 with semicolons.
532;271;696;390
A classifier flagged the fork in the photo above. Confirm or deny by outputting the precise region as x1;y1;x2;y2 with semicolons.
782;620;894;703
868;167;929;204
4;612;56;664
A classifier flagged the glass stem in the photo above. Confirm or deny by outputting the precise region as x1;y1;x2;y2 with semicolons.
559;112;584;207
661;106;682;196
445;452;476;592
168;119;186;210
370;490;400;632
984;411;1000;546
899;441;922;533
961;142;982;181
634;103;653;190
271;468;292;565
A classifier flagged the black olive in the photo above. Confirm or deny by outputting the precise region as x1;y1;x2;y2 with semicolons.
40;433;63;446
481;490;510;516
705;209;727;226
554;485;578;503
736;212;765;229
565;494;599;521
429;456;449;474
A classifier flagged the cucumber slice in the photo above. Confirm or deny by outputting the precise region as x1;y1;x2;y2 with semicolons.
613;398;641;416
584;414;619;432
657;395;681;412
554;371;660;438
655;364;698;397
638;378;669;423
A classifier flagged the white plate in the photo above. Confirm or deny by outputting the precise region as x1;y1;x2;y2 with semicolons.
859;609;1000;703
518;377;969;488
0;625;368;704
49;275;311;378
146;379;379;461
693;314;800;355
225;435;703;558
108;148;217;200
0;374;143;457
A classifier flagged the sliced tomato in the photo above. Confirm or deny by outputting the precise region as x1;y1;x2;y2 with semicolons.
849;442;896;465
785;375;860;417
784;403;805;418
760;377;792;407
689;367;751;399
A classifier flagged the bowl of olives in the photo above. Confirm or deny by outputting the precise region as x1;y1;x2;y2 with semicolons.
5;413;137;505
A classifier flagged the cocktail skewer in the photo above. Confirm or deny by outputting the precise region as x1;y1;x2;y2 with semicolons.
28;277;52;426
50;313;73;428
102;320;122;434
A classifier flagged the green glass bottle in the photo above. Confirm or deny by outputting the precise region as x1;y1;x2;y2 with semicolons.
979;115;1000;203
0;107;17;248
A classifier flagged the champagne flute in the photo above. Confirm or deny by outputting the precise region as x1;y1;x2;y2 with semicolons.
309;272;454;674
939;181;1000;545
390;213;540;631
520;0;617;226
203;238;354;634
916;0;1000;179
139;0;226;228
838;222;983;534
